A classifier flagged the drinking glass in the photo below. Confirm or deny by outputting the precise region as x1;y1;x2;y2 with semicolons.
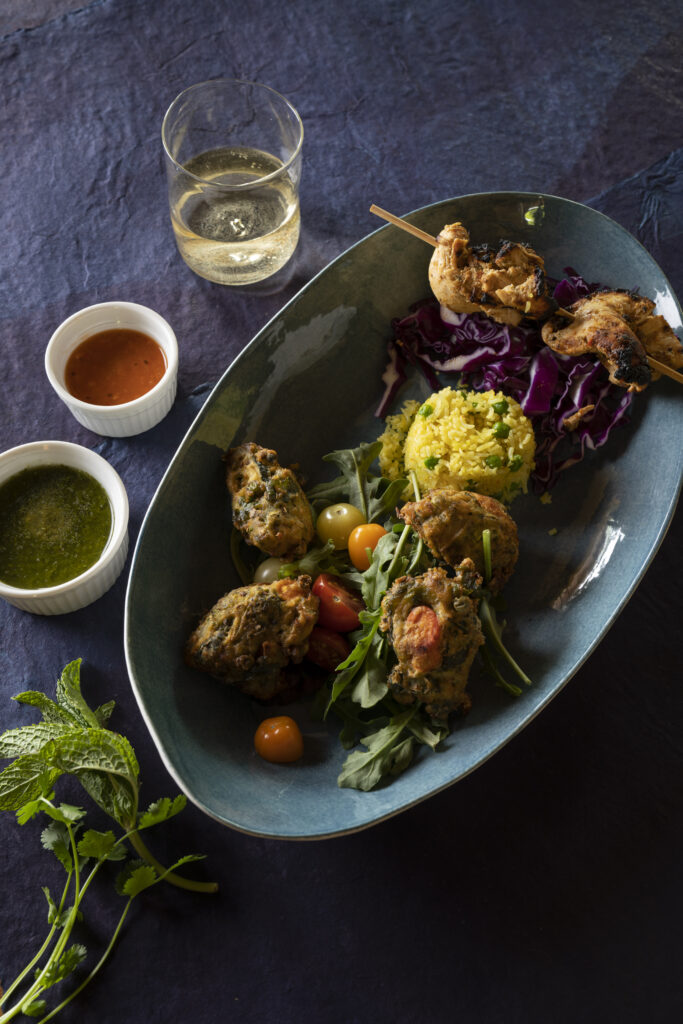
162;79;303;286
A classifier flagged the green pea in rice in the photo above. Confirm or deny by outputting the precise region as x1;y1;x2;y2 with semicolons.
378;386;535;503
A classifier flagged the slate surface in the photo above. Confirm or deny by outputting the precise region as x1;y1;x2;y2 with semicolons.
1;2;682;1022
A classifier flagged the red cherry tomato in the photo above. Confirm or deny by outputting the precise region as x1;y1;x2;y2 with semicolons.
305;625;351;672
312;573;364;632
348;523;388;571
254;716;304;763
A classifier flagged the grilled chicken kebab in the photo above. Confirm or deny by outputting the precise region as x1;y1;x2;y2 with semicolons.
542;289;683;392
429;221;682;393
429;221;557;325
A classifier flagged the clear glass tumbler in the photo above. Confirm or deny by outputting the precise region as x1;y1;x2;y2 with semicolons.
162;79;303;286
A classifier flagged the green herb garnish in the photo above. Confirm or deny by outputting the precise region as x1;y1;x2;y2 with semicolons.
0;660;215;1022
423;456;440;470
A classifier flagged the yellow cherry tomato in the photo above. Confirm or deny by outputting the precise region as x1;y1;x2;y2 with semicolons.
316;503;365;549
254;716;304;763
348;523;388;571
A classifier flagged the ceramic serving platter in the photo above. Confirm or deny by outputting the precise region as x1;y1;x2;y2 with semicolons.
124;192;683;839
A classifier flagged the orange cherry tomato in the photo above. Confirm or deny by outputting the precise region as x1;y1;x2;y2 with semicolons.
348;523;388;571
254;716;304;764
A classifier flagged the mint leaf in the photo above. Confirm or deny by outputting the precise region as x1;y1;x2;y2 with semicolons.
56;660;100;728
0;722;75;758
12;690;77;725
94;700;116;727
0;754;59;811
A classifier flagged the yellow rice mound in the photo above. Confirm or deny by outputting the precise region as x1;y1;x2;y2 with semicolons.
378;386;535;503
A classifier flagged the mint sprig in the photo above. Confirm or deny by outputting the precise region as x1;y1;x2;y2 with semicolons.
0;660;216;1023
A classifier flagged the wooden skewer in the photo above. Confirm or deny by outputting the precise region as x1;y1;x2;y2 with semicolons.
369;204;438;247
369;203;683;386
648;357;683;384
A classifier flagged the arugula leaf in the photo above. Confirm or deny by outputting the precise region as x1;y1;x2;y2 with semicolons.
337;710;417;791
349;636;389;708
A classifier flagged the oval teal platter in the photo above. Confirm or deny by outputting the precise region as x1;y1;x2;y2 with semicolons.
124;192;683;839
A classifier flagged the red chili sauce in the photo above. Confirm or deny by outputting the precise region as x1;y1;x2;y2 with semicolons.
65;329;167;406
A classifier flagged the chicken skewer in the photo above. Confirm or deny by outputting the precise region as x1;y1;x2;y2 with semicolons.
369;205;683;387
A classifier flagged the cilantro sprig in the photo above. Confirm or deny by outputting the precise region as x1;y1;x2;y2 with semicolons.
0;660;216;1023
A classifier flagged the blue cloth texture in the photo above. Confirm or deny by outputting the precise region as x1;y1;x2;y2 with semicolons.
1;1;682;1022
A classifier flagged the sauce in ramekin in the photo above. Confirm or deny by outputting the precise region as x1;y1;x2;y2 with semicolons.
65;329;166;405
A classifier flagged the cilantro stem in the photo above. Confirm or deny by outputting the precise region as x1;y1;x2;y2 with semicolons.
128;832;218;893
0;873;72;1010
34;899;134;1024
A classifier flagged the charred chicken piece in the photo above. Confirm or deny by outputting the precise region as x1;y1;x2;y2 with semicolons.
399;489;518;595
541;290;657;392
541;289;683;391
225;442;315;559
379;565;484;720
185;575;319;701
428;222;557;326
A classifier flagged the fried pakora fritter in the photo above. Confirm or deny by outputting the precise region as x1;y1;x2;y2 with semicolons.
398;489;518;595
379;565;484;720
429;222;557;326
185;575;319;701
225;442;315;559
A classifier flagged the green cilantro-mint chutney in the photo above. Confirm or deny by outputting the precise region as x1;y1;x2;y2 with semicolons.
0;465;112;589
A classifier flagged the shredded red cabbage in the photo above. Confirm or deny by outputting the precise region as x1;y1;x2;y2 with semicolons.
376;270;632;491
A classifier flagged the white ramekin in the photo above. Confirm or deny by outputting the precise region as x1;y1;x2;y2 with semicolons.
45;302;178;437
0;441;129;615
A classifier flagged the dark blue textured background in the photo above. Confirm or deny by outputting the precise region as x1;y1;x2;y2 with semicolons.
1;2;682;1021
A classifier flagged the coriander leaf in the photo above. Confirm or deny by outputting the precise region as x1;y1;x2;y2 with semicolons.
77;829;126;861
39;942;87;985
117;860;158;897
56;659;100;728
0;754;59;811
138;795;186;829
41;821;73;872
